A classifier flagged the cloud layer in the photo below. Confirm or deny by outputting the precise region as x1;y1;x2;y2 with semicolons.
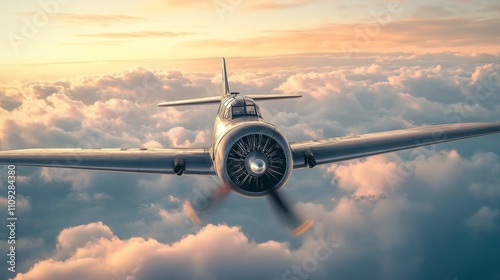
0;52;500;279
14;223;301;280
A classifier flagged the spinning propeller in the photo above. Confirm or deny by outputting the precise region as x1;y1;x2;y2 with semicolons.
184;134;313;236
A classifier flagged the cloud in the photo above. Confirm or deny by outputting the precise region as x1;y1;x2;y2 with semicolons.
158;0;320;11
468;182;500;199
14;222;299;280
162;126;209;147
53;13;146;25
465;206;499;233
413;150;463;188
327;155;400;198
381;17;500;51
160;0;208;9
76;31;193;39
244;0;324;12
0;195;31;214
0;93;22;111
54;222;114;260
0;67;217;150
179;17;500;54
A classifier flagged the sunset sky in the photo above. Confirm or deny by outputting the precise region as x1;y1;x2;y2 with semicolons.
1;0;499;78
1;1;500;280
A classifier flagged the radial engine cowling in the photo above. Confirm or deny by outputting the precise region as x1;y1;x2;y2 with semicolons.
214;123;293;197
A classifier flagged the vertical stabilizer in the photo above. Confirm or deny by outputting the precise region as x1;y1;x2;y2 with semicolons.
222;57;230;96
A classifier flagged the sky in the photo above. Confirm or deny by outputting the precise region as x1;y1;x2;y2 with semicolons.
0;0;500;280
1;0;500;78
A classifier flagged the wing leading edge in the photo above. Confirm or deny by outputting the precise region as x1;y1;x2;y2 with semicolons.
291;122;500;169
0;148;215;175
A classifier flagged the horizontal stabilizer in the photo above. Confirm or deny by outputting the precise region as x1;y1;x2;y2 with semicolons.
157;94;302;107
245;94;302;101
157;96;223;107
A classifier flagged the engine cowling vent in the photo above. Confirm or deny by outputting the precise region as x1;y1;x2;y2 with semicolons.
226;134;286;193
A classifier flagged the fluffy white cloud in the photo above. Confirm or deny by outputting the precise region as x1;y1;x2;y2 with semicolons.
327;155;400;198
14;222;304;280
54;222;114;260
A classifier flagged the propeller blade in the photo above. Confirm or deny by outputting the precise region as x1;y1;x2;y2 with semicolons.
183;183;231;225
183;200;202;225
268;188;313;236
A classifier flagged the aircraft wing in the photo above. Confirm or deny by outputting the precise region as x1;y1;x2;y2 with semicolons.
290;122;500;169
0;148;215;175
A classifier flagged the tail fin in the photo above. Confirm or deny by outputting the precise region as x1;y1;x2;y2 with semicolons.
222;57;230;96
157;58;302;107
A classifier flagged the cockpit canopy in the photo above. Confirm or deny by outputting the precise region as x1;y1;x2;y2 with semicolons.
219;96;262;119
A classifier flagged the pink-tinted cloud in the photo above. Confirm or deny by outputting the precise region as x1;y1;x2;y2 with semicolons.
327;155;400;198
161;126;210;147
53;13;145;25
159;0;320;11
179;17;500;54
14;222;297;280
244;0;323;11
76;31;193;39
54;222;114;260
